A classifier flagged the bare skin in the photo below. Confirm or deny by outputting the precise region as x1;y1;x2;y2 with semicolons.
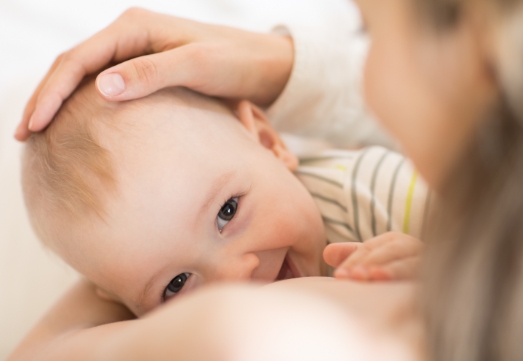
13;77;426;360
325;232;423;281
14;8;294;140
11;0;505;357
8;278;423;361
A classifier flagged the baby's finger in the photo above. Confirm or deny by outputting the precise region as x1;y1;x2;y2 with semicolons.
369;256;421;281
360;232;407;249
356;240;423;267
332;246;372;278
323;243;360;268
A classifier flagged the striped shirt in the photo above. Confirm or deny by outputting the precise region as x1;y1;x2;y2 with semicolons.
295;146;431;244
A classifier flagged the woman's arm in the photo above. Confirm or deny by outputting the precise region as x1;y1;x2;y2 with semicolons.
7;280;134;361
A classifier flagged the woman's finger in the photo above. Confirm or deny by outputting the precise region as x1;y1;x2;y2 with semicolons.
17;8;163;137
16;7;293;140
15;54;65;140
19;32;121;134
95;43;213;101
323;243;360;268
27;57;92;132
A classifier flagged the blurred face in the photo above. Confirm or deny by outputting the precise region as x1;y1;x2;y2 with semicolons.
50;91;326;315
355;0;497;188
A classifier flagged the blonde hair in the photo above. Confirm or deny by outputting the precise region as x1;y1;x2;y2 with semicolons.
22;80;235;246
23;78;116;229
415;1;523;360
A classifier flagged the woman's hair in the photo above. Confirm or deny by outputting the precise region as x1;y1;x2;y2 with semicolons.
417;0;523;360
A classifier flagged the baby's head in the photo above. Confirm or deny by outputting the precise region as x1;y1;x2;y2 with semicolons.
22;78;326;315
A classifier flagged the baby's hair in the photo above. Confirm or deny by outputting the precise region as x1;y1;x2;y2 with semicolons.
23;77;116;225
22;79;237;246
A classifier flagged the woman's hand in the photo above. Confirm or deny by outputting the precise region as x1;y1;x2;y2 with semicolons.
324;232;424;281
15;7;294;141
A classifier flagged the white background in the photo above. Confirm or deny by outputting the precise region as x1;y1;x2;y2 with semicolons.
0;0;358;358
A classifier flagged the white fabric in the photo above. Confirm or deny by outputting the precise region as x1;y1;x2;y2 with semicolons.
268;25;397;150
296;147;430;246
0;0;387;358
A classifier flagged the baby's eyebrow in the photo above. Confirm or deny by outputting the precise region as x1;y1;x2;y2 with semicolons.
198;170;237;216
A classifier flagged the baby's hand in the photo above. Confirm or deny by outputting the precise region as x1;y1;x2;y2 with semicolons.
323;232;423;281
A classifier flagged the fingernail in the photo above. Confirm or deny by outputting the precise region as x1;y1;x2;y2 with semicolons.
98;73;126;97
369;268;390;281
14;125;23;139
28;114;36;131
334;269;351;279
351;266;369;280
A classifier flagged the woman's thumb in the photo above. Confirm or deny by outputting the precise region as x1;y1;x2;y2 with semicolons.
96;49;194;101
96;55;163;101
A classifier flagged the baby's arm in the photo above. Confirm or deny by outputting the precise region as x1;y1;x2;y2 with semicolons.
7;280;133;361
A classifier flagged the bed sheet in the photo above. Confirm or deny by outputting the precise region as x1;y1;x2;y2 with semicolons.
0;0;358;358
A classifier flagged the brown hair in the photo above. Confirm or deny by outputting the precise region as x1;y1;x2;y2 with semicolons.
416;1;523;360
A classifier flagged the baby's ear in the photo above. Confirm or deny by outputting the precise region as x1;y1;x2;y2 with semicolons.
235;100;298;171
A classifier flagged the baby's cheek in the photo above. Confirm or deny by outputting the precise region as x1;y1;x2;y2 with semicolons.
274;191;324;255
253;161;325;266
256;207;299;249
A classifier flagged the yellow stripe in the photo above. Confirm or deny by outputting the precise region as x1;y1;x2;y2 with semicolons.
403;171;418;234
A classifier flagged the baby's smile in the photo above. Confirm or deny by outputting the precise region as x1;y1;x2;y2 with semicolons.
276;255;301;281
24;83;327;316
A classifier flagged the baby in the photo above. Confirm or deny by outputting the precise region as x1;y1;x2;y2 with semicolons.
22;77;429;316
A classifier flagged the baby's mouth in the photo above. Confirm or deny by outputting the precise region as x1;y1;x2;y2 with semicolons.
275;255;300;281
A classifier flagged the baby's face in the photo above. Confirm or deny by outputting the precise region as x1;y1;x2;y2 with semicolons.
51;90;326;315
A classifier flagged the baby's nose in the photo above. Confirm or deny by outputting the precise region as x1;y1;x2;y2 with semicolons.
212;253;260;281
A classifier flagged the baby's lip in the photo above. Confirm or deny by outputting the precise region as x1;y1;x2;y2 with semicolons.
275;254;301;282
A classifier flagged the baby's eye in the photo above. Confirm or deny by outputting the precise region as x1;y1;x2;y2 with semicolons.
164;273;190;300
217;197;238;232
